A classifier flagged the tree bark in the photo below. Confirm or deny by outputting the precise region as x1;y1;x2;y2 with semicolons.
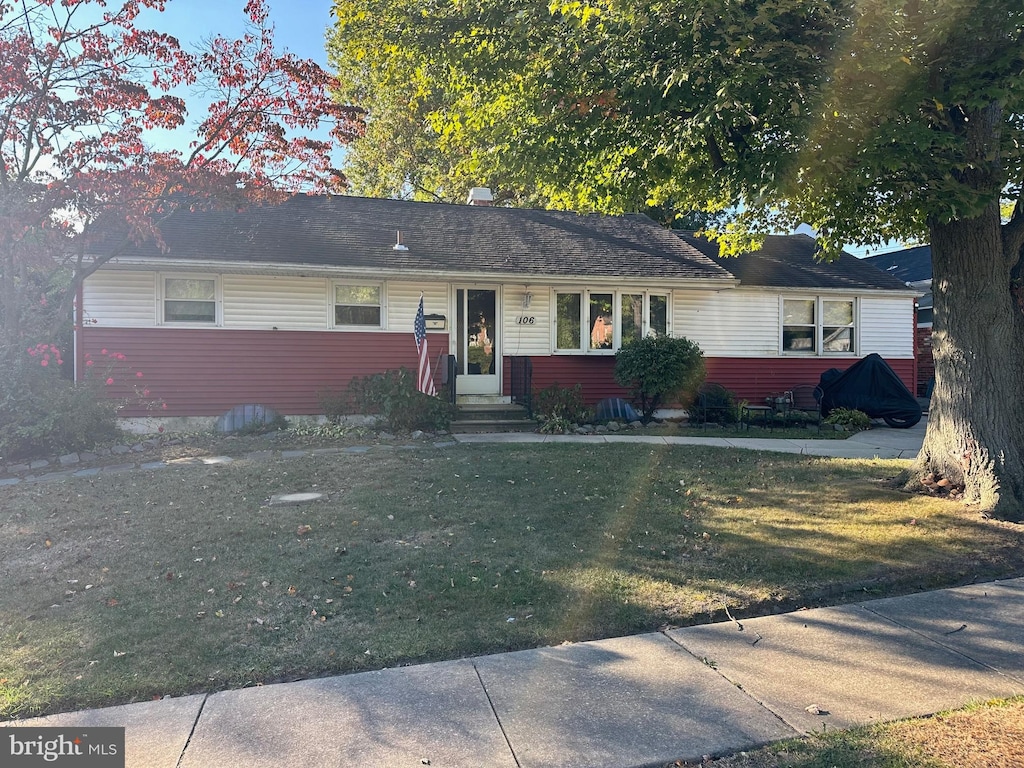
898;202;1024;521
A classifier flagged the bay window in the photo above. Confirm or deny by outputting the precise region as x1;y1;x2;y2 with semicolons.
555;289;670;353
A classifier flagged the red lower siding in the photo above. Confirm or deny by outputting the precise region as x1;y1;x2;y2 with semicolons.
82;326;915;417
82;328;449;416
514;355;628;404
512;355;916;408
703;357;915;404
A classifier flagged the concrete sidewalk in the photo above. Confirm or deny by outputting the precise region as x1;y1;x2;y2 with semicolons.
454;418;927;460
5;577;1022;768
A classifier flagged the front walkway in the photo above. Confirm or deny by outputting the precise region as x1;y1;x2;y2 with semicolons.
454;418;926;460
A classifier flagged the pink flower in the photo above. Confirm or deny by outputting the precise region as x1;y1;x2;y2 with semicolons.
143;389;150;396
105;377;114;385
136;371;143;378
101;349;108;355
157;426;165;433
161;403;168;410
86;360;94;367
116;354;126;361
40;359;48;367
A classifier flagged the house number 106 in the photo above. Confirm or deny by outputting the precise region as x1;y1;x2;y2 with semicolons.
516;316;536;325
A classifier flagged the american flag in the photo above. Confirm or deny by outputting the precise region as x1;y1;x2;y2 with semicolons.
414;294;437;396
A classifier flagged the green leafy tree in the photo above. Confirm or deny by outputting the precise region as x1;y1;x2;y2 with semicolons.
614;335;705;423
331;0;1024;520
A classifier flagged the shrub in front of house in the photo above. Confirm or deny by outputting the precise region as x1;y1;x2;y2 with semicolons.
347;368;455;432
823;407;871;431
614;335;705;423
533;383;591;433
0;344;123;461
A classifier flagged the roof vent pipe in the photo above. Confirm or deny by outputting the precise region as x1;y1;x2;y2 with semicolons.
467;187;494;206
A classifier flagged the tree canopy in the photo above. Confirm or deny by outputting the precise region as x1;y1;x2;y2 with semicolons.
329;0;1024;246
331;0;1024;519
1;0;363;346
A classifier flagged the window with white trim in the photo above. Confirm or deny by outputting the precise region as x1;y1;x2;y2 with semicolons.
162;276;218;324
555;290;670;353
782;297;856;354
333;282;383;327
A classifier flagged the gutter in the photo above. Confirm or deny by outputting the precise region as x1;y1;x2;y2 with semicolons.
87;255;741;289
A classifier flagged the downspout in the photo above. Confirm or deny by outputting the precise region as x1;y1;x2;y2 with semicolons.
74;281;84;382
912;297;919;397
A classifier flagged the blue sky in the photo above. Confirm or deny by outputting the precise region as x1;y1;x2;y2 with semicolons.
143;0;334;65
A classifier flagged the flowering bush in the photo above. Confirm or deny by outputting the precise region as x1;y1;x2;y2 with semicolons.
0;344;122;461
0;344;163;462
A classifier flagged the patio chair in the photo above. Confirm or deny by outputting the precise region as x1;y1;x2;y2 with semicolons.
788;385;822;431
692;383;737;429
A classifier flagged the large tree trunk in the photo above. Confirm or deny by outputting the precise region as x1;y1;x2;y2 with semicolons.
898;202;1024;521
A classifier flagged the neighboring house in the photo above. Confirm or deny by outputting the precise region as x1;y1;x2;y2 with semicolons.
76;193;918;422
863;245;933;396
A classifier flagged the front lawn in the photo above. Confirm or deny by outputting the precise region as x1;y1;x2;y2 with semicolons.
678;697;1024;767
2;442;1021;718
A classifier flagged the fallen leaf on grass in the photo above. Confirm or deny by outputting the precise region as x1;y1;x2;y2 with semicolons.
297;524;312;536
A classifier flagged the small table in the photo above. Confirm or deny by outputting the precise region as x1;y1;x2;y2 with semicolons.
741;404;774;430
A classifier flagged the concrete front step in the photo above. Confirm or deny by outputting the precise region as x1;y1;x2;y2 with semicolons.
449;418;537;434
450;402;536;433
456;406;530;421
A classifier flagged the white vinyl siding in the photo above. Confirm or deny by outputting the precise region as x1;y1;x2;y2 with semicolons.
674;290;780;356
860;297;915;357
387;282;448;332
81;271;157;327
503;285;550;356
222;275;328;329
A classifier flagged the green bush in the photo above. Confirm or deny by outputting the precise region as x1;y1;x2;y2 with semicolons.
614;335;706;422
532;382;589;430
347;368;455;432
824;407;871;431
0;344;123;462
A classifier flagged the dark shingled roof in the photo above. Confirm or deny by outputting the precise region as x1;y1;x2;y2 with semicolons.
677;232;913;291
108;195;734;282
863;245;932;284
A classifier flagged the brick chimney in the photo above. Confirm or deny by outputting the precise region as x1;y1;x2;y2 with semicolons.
467;187;494;206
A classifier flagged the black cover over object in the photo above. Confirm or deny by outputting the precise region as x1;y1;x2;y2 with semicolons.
815;353;923;428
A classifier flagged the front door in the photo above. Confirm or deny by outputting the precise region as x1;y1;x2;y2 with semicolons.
454;287;500;395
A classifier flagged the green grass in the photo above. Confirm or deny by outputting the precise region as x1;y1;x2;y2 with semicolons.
1;442;1022;719
679;697;1024;767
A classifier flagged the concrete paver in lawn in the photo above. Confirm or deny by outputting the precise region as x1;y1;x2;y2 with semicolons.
863;578;1024;684
1;695;205;768
667;602;1024;734
178;660;516;768
473;633;797;768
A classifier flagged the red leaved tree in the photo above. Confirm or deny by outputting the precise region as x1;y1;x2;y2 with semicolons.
0;0;362;347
